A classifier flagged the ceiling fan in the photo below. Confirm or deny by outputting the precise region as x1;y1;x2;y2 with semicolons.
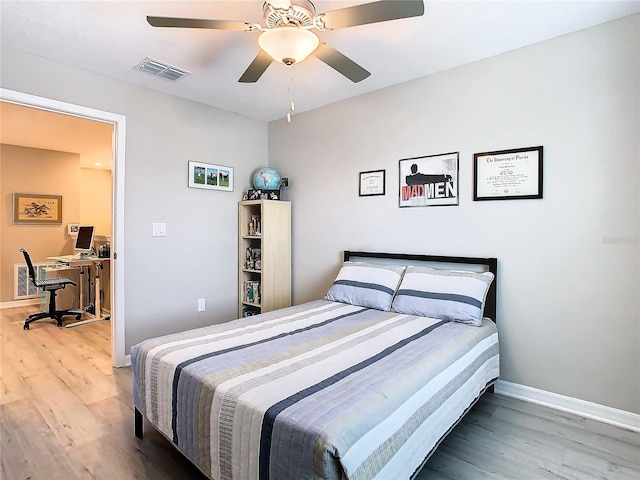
147;0;424;84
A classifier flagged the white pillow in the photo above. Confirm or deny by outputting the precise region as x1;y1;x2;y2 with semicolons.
324;262;406;311
391;266;494;326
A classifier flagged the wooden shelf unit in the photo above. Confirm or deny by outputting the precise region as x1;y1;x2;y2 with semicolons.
238;200;291;317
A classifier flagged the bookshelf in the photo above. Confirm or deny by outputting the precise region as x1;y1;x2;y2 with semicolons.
238;199;291;317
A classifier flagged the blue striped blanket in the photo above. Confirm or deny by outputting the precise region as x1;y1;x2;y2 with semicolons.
132;300;499;480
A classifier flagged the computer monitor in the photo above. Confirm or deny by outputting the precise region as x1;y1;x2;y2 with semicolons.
74;226;95;254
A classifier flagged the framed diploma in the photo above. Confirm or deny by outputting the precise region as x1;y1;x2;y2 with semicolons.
473;146;543;201
359;169;386;196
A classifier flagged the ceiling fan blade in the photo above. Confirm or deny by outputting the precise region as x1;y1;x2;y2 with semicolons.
147;16;253;32
320;0;424;29
313;43;370;83
238;51;274;83
268;0;293;10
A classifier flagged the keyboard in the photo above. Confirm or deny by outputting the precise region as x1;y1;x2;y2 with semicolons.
56;254;95;262
56;256;78;263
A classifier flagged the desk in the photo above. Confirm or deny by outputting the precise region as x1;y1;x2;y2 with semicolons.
47;255;110;328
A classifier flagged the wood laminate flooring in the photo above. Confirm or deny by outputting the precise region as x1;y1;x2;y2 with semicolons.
1;306;638;480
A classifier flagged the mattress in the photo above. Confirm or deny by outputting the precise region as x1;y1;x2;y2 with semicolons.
131;299;499;480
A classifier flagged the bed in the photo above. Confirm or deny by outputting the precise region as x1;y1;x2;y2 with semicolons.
132;251;499;480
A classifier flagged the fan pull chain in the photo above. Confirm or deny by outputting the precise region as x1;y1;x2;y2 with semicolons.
287;66;295;123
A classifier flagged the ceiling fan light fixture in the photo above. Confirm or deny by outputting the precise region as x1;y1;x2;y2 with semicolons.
258;27;319;65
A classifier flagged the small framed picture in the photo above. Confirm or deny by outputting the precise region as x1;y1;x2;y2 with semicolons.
13;193;63;224
248;189;262;200
67;223;80;236
359;170;385;196
473;146;543;201
188;161;234;192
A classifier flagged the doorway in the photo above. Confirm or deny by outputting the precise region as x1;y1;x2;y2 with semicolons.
0;88;126;366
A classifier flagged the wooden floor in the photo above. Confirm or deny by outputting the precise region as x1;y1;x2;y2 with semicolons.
1;306;638;480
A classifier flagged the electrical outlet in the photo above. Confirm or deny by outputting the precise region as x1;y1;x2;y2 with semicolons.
197;298;206;312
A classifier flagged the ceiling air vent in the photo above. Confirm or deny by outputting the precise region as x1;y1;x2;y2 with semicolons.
135;57;190;81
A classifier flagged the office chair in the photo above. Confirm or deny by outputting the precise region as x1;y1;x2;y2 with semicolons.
20;248;82;330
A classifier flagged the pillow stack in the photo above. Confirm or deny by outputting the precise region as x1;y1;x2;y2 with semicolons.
324;262;495;326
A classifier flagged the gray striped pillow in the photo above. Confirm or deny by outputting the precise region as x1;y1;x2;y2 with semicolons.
391;266;494;326
324;262;406;311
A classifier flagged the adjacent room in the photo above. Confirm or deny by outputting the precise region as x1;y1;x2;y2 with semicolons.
1;1;638;479
1;103;114;329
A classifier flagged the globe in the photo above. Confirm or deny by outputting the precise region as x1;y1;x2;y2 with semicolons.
253;167;281;190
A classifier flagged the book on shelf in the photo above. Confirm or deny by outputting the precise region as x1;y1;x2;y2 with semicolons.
252;248;261;270
245;246;252;269
245;246;261;270
243;280;261;304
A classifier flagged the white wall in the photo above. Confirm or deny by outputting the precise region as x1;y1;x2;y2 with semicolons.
1;48;268;351
269;15;640;414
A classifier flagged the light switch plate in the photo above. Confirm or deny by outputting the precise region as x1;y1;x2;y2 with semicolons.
152;222;166;237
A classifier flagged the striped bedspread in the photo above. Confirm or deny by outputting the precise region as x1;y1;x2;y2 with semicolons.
131;300;499;480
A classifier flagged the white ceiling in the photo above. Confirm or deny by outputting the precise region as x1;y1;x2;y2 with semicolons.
1;0;639;124
0;101;115;169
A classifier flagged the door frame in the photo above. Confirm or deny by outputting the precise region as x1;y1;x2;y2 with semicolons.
1;88;127;367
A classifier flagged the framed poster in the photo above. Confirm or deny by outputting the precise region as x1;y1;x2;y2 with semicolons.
473;146;543;200
359;169;385;196
188;161;234;192
399;152;459;207
13;193;62;224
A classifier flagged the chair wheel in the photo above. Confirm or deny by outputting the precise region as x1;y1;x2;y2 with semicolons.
76;314;82;320
23;323;29;330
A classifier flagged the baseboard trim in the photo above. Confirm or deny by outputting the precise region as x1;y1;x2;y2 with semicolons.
495;380;640;433
0;299;40;310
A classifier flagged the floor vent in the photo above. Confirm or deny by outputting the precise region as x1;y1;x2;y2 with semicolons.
134;57;191;81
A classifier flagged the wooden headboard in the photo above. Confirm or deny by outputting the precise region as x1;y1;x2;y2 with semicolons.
343;251;498;323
